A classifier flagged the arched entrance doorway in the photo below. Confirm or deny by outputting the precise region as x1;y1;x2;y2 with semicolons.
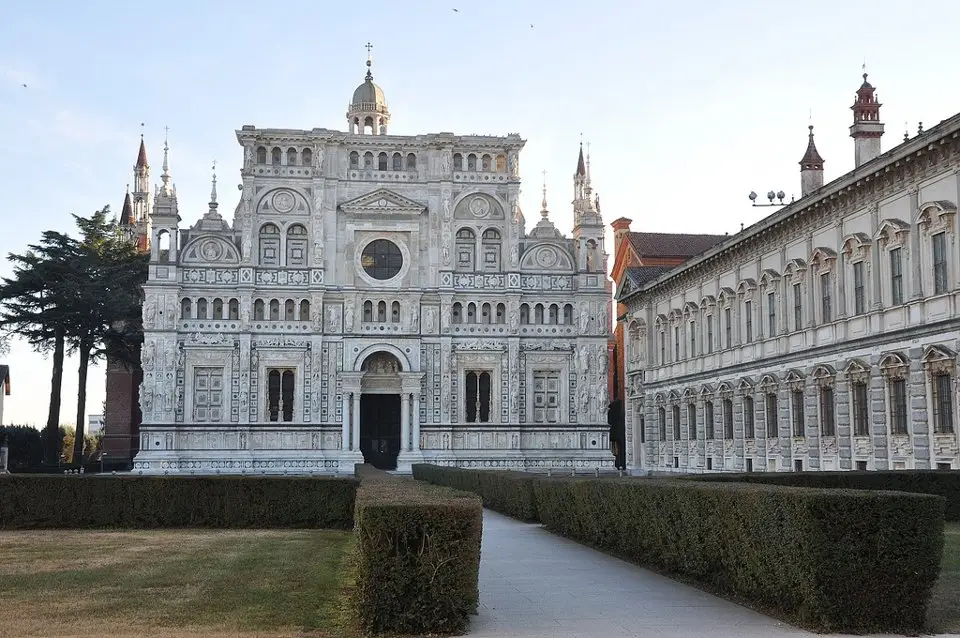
359;352;403;470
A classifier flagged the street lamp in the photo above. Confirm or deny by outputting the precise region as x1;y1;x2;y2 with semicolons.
748;190;790;207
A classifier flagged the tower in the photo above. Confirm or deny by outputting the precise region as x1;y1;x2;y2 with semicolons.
347;43;390;135
132;136;151;251
149;132;180;263
850;72;884;168
572;144;606;274
799;125;825;197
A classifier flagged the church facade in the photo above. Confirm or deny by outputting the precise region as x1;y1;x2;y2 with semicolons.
619;74;960;474
126;56;614;474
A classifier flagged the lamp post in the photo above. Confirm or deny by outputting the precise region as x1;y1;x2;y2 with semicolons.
748;190;791;207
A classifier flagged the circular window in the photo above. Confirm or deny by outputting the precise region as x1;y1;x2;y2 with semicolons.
360;239;403;280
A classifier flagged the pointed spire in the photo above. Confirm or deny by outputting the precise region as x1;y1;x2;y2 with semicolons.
799;125;824;169
161;126;170;182
120;185;132;225
541;170;549;219
209;160;218;208
136;135;148;169
575;142;586;177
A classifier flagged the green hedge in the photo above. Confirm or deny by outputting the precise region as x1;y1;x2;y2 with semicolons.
0;475;357;529
415;465;945;635
684;469;960;521
412;463;538;522
347;464;482;636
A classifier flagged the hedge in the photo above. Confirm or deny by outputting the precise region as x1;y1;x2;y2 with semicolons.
347;464;482;636
412;463;538;522
415;466;945;635
684;469;960;521
0;475;357;529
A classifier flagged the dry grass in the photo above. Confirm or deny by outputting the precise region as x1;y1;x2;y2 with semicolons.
0;529;354;638
928;522;960;634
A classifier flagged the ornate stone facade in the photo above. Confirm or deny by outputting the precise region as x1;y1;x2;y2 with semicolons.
130;59;613;474
619;81;960;475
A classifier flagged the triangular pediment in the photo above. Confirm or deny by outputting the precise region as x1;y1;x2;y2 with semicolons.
615;274;636;301
339;189;426;215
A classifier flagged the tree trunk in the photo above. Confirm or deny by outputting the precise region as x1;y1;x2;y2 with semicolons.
72;341;91;465
44;328;65;465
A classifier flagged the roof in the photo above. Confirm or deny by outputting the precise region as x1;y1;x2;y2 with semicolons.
799;125;824;169
120;191;133;225
627;265;674;284
627;232;727;259
351;70;386;108
576;145;586;176
136;138;148;168
0;364;9;395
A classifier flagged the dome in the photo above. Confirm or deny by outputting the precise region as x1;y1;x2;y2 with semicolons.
351;71;386;108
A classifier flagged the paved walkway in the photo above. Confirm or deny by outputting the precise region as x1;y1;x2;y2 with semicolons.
467;509;956;638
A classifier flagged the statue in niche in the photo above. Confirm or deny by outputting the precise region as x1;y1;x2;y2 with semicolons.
507;306;519;332
240;303;250;325
344;298;355;332
143;298;156;325
142;340;156;370
141;384;153;414
508;152;518;177
174;342;184;369
241;233;252;261
442;195;452;222
424;306;436;333
578;345;590;371
441;245;450;266
510;240;519;268
244;145;253;169
315;146;324;171
441;375;450;412
327;307;341;332
440;151;451;174
311;304;323;330
578;382;589;417
510;381;519;415
579;304;591;333
410;306;419;332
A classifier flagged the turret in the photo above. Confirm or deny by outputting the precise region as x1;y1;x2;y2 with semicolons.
850;72;884;168
149;131;180;263
347;43;390;135
799;125;825;197
571;143;606;273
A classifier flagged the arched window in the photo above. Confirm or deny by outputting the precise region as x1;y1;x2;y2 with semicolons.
453;153;463;171
563;304;574;325
271;147;282;165
286;147;298;166
456;228;476;271
254;299;265;321
256;146;267;164
467;302;476;323
363;152;374;168
157;231;171;262
286;224;308;266
349;151;359;169
363;301;373;322
377;301;387;322
301;148;312;167
406;153;416;170
229;299;239;320
378;152;388;170
391;301;400;322
548;304;559;324
299;300;310;321
197;298;208;320
259;224;280;266
481;303;491;324
482;228;501;271
392;152;402;170
269;299;280;320
467;154;477;171
520;303;529;324
284;299;295;321
534;304;544;324
452;302;462;324
481;154;492;171
213;298;223;319
180;298;192;319
496;303;505;324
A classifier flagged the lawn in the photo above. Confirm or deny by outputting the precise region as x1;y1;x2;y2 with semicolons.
0;529;354;638
928;522;960;634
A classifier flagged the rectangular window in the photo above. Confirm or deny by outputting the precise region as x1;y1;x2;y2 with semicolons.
820;272;832;323
744;396;755;439
765;392;778;438
532;370;560;424
659;331;665;365
192;367;224;422
933;372;955;434
689;320;696;357
889;377;908;435
267;368;295;422
767;292;776;337
707;315;714;353
724;307;732;348
853;381;870;436
705;401;715;439
723;398;733;439
744;300;753;343
853;261;865;315
820;386;836;436
791;389;805;437
687;403;697;440
890;247;904;305
659;407;667;440
933;232;948;295
672;405;681;440
793;283;802;331
674;326;680;360
465;370;493;423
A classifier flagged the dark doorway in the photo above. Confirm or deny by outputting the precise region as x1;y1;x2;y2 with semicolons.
360;394;401;470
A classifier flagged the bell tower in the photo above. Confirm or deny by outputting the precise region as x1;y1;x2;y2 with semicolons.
346;43;390;135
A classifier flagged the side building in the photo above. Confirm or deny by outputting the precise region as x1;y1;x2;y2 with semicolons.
619;74;960;473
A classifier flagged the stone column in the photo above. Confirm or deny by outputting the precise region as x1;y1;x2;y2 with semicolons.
341;392;351;451
352;393;361;451
400;392;411;452
412;393;421;451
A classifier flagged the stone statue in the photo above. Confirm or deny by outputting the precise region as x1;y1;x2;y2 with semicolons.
510;241;519;268
344;299;355;332
424;307;436;333
441;245;450;266
508;307;520;332
240;303;250;325
327;307;341;332
143;298;156;325
311;304;323;331
410;306;419;332
508;152;518;176
578;345;590;371
441;375;450;412
442;196;452;221
579;304;591;333
241;233;252;261
510;379;519;414
578;381;589;416
440;301;451;332
315;146;324;171
440;151;451;174
142;340;156;370
244;145;253;169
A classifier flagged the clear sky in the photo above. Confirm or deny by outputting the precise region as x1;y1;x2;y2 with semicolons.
2;0;960;427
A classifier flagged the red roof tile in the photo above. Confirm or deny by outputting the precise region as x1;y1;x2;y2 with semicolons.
627;232;726;259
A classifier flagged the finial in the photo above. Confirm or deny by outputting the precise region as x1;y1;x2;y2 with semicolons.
364;42;374;80
210;160;218;205
540;169;549;218
904;121;909;142
161;126;171;184
140;122;145;138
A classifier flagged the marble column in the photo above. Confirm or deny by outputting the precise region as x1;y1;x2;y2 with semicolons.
341;393;351;450
352;393;361;451
412;393;421;451
400;392;411;452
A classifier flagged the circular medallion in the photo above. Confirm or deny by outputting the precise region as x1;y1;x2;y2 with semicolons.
272;191;295;213
468;196;491;218
535;247;556;267
200;240;224;261
360;239;404;280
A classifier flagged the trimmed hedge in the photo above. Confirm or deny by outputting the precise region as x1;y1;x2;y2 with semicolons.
415;466;945;635
348;464;482;636
684;469;960;521
0;475;357;529
412;463;538;522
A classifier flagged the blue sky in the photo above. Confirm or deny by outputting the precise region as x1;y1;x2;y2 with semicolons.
2;0;960;427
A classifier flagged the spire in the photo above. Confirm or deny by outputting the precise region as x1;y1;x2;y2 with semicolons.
161;126;170;184
584;143;594;203
541;171;549;220
800;125;825;197
209;160;218;209
136;135;148;169
120;185;132;225
575;142;586;177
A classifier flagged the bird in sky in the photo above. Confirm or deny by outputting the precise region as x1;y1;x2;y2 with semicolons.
452;8;458;11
